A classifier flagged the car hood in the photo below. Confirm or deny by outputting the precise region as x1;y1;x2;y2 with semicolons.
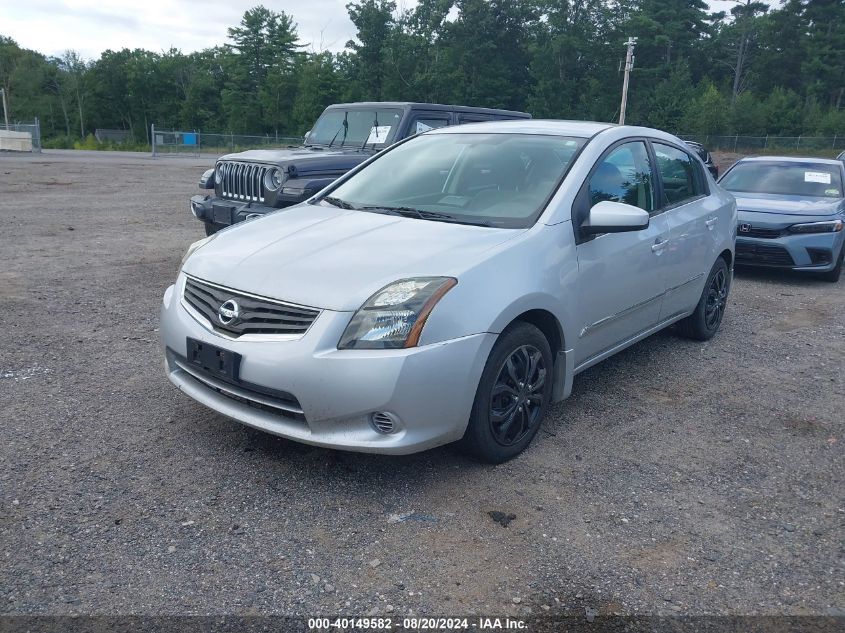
182;204;524;311
729;192;844;217
218;147;375;176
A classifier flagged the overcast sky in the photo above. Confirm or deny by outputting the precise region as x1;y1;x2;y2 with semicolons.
3;0;779;61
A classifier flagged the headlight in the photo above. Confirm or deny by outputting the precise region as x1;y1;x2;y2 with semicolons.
338;277;457;349
266;168;284;190
199;168;214;188
788;219;843;234
180;234;217;269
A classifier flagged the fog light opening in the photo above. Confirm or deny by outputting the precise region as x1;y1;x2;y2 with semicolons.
370;411;399;434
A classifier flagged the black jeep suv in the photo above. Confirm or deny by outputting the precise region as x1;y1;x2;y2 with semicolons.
190;102;531;235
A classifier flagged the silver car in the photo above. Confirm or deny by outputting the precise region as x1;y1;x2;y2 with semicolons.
161;121;736;462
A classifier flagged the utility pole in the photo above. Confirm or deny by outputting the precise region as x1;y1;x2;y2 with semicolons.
619;37;637;125
0;88;9;130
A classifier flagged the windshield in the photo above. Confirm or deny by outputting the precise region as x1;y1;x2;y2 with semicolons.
720;161;844;198
307;108;402;148
323;133;586;228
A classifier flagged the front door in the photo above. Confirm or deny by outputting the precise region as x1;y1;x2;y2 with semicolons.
574;141;670;366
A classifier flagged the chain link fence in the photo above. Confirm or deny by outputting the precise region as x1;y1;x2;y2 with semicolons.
679;134;845;154
151;125;301;157
0;119;41;152
145;125;845;158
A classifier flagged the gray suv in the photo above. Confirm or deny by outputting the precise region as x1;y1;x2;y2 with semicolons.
163;120;736;463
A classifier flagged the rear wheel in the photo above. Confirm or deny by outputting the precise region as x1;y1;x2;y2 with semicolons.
677;258;730;341
817;247;843;283
459;322;553;464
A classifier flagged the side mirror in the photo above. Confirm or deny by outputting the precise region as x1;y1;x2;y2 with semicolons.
582;200;649;235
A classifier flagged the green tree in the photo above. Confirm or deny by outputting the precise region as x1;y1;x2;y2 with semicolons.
682;82;728;135
729;90;765;134
762;87;802;135
224;5;302;132
292;52;342;132
345;0;396;101
644;64;694;130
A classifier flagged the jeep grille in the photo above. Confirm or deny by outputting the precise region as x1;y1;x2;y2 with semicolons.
218;161;271;203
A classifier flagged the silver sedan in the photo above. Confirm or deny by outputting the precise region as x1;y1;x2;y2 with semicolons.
161;120;736;462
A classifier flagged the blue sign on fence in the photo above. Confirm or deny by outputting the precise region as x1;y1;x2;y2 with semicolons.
183;133;198;146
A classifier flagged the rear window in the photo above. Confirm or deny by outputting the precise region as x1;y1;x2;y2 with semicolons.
720;162;844;198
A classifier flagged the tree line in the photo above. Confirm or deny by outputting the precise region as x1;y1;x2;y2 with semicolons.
1;0;843;147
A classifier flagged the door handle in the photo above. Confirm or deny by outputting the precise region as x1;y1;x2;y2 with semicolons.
705;217;718;229
651;238;669;253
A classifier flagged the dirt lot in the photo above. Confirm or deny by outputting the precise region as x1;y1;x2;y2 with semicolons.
0;149;843;621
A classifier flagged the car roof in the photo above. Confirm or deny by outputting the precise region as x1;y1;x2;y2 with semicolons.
428;119;695;144
430;119;616;138
737;156;844;166
324;102;530;117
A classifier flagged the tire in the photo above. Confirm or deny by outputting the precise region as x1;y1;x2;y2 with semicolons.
459;322;554;464
204;222;221;237
676;257;730;341
817;247;843;283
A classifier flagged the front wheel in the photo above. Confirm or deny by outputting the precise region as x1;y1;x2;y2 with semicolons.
676;257;730;341
459;322;553;464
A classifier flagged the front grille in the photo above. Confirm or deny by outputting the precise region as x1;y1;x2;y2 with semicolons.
736;242;795;267
217;161;271;202
737;224;781;239
183;276;320;338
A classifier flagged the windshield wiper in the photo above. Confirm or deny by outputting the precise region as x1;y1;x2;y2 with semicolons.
359;206;493;227
360;111;380;151
327;111;349;148
360;205;425;219
322;196;358;210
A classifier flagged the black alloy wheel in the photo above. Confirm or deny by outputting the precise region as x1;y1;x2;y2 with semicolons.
704;267;728;330
489;344;547;446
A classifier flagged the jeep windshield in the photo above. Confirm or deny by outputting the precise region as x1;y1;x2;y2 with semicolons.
307;108;403;148
321;133;586;228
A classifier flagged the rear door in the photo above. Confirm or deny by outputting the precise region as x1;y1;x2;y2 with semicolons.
651;141;719;319
573;140;670;366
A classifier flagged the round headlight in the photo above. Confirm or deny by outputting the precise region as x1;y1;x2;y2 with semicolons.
266;168;283;190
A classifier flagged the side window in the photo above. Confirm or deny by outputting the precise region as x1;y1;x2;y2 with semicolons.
410;118;449;134
588;141;654;213
458;115;492;124
653;143;702;206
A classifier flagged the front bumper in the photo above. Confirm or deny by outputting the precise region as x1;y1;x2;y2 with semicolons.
735;232;843;272
190;195;280;227
160;277;496;454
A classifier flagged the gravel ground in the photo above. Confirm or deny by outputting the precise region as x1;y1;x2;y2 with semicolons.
0;149;843;620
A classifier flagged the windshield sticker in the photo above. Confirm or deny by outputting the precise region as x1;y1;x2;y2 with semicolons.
415;121;434;134
804;171;831;184
366;125;392;144
824;188;839;197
